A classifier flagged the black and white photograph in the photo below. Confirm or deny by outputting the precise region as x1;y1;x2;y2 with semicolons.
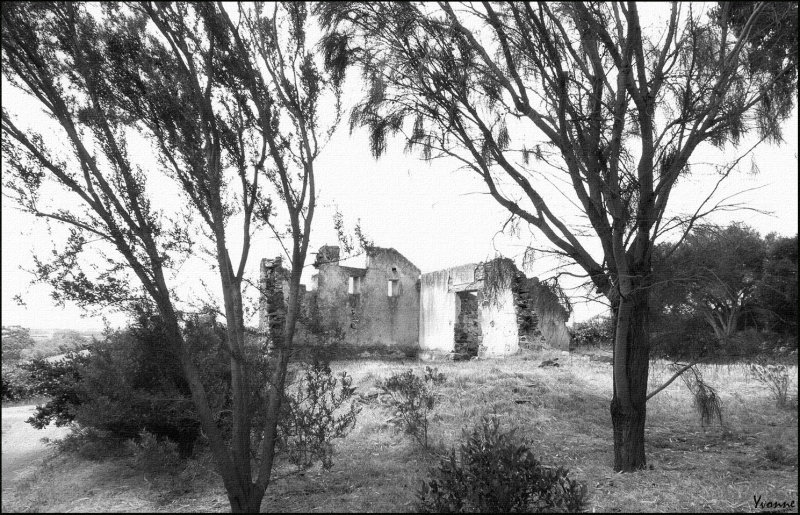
1;2;797;512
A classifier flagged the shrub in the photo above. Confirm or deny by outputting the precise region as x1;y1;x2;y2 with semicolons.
650;313;717;360
377;367;446;449
50;426;130;460
23;311;211;457
125;430;183;471
278;359;360;469
750;363;791;407
1;363;35;402
25;310;360;470
418;417;587;513
762;443;796;468
21;352;90;425
725;328;767;359
569;316;613;347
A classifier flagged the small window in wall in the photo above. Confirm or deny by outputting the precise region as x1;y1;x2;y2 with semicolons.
388;279;399;297
391;267;397;273
349;276;362;294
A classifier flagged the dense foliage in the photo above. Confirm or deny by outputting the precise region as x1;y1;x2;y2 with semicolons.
650;225;798;360
23;313;358;461
24;313;207;456
418;417;586;512
1;363;35;402
569;316;614;347
2;326;35;362
747;234;798;335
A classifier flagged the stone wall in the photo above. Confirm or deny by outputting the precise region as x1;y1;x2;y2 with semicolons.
418;269;456;358
259;257;288;356
305;245;420;349
419;262;520;358
261;249;570;358
523;278;571;350
419;259;570;358
478;286;519;356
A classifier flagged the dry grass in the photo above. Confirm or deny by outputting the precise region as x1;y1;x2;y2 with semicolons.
3;349;797;513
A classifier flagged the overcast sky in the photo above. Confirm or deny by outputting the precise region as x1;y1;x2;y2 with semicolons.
2;5;798;332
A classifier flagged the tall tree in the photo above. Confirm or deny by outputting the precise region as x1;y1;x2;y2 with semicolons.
749;233;798;334
319;1;798;470
2;2;342;511
652;223;766;345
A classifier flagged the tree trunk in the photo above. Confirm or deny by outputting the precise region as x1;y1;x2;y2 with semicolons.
227;484;265;513
610;287;650;471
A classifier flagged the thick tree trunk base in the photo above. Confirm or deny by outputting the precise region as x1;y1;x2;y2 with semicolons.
228;488;265;513
611;397;647;471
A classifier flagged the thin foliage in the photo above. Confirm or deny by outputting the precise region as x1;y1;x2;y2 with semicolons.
679;365;723;427
377;367;446;449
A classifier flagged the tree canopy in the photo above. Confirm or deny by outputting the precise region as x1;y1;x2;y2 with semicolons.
2;2;343;511
320;0;798;471
652;223;766;344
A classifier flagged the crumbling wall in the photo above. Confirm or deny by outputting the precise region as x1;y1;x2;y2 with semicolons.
314;260;351;337
420;259;569;358
419;269;455;356
478;285;519;357
513;273;547;349
420;262;520;358
520;277;571;350
305;245;420;350
259;257;287;356
355;247;419;348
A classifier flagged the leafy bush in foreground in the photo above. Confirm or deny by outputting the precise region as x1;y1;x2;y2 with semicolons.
24;312;215;457
418;417;587;513
24;310;360;468
278;359;360;469
378;367;446;449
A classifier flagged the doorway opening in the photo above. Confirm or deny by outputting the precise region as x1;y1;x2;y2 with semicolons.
454;290;481;360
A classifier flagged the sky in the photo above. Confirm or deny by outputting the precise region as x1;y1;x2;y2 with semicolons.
2;4;798;332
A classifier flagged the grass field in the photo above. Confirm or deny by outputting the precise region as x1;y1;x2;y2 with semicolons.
3;347;797;513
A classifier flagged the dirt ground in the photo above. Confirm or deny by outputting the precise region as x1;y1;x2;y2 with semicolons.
1;406;70;495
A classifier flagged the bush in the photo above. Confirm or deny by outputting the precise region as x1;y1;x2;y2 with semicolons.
1;363;35;402
125;430;183;471
650;312;717;360
377;367;446;449
21;352;90;424
25;310;361;472
569;316;613;347
278;359;360;469
418;417;587;513
23;311;213;457
50;426;130;460
750;363;791;407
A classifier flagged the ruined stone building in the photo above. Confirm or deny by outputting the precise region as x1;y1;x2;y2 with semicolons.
418;259;571;359
305;245;420;350
260;246;570;358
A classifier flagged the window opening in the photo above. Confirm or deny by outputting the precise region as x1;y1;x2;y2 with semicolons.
349;276;362;294
388;279;399;297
